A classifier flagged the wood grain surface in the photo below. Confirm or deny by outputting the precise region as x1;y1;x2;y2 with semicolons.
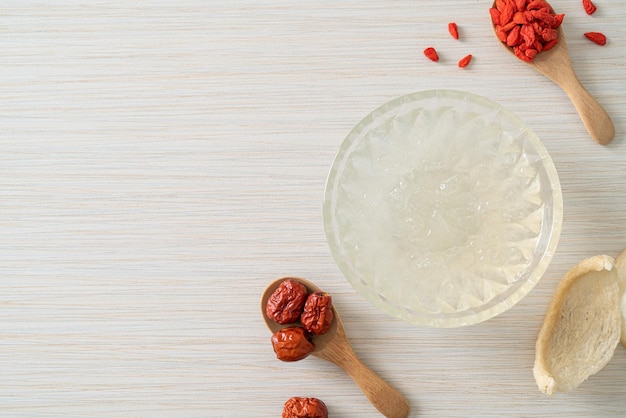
2;1;626;416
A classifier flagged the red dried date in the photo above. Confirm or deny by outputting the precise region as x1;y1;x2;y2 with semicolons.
283;397;328;418
301;292;334;335
266;279;309;324
271;326;315;362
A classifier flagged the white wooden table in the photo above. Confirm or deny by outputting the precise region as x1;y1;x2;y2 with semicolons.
2;1;626;416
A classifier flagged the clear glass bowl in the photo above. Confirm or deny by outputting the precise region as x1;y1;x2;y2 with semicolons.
323;90;562;327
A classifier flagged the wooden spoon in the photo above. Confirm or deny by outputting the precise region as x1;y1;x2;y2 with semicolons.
491;3;615;145
261;277;410;418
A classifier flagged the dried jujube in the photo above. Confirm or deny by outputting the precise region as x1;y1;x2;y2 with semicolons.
301;292;334;335
266;279;309;324
282;397;328;418
271;326;315;362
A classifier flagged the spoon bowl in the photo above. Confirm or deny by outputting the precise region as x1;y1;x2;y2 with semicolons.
261;277;340;352
490;1;614;145
261;277;410;418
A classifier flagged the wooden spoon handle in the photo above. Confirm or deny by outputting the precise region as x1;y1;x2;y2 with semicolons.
560;75;615;145
322;346;410;418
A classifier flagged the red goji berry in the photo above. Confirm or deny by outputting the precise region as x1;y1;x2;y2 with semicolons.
491;0;564;63
423;47;439;62
531;9;551;23
448;22;459;40
514;46;533;62
584;31;607;46
513;11;528;25
582;0;596;15
525;48;538;59
542;39;558;51
520;24;536;45
541;28;558;42
500;3;515;24
524;10;535;21
495;25;508;42
527;0;548;10
553;14;564;28
540;12;558;28
501;21;518;32
458;54;472;68
495;0;507;11
489;7;501;25
506;25;522;46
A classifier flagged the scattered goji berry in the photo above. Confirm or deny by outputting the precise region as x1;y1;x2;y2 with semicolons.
423;47;439;62
448;22;459;40
582;0;597;15
584;31;607;46
458;54;472;68
490;0;564;63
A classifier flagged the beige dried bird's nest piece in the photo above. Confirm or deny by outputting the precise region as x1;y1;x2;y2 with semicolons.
615;250;626;347
534;249;626;395
617;250;626;348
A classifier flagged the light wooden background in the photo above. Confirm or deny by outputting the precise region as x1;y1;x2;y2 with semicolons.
2;1;626;416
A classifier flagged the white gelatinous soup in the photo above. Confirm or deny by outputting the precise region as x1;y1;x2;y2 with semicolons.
324;90;562;327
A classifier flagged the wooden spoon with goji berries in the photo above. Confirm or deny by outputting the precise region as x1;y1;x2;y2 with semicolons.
261;277;410;418
490;0;614;145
